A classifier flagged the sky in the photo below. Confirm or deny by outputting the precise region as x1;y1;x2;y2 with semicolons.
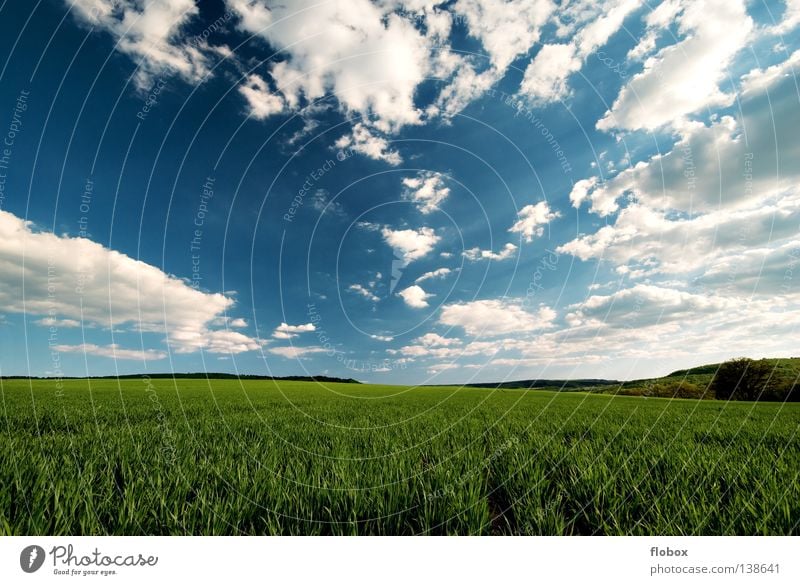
0;0;798;384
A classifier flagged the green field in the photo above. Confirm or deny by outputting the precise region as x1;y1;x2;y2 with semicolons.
1;378;798;535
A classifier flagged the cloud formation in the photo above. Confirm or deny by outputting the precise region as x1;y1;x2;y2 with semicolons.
272;322;316;339
71;0;215;87
598;0;753;131
508;202;559;242
0;210;261;355
55;343;167;361
381;226;440;266
402;171;450;214
398;284;433;308
439;299;556;336
463;243;517;261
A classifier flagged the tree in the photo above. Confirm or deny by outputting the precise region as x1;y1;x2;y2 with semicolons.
711;358;773;401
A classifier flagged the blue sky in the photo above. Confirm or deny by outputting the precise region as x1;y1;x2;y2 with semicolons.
0;0;798;384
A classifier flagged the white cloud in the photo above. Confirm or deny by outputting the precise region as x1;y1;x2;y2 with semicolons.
414;332;462;347
626;0;684;61
695;240;800;295
568;177;599;209
425;0;553;118
415;267;452;283
770;0;800;34
402;171;450;214
519;0;640;103
561;49;800;279
454;0;553;71
272;322;315;339
55;343;167;361
393;338;503;359
597;0;753;131
571;59;800;215
0;210;261;355
740;49;800;95
335;123;402;165
546;44;800;372
228;0;272;32
463;242;517;261
230;0;431;133
439;299;556;336
519;43;582;104
398;284;432;308
226;0;558;131
239;74;285;119
566;284;737;328
348;283;380;302
71;0;212;88
557;197;800;276
210;316;248;328
34;317;81;328
508;202;559;242
370;334;394;342
267;345;327;359
428;65;502;119
311;189;346;217
381;226;440;266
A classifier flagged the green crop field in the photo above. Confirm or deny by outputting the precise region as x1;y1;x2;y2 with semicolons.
1;378;798;535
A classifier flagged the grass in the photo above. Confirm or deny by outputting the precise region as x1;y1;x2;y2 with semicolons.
1;377;798;535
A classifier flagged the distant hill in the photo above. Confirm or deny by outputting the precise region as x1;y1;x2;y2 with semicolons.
0;373;362;384
455;357;800;401
460;378;619;390
585;357;800;401
666;357;800;381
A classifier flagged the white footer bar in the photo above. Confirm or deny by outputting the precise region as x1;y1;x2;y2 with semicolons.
1;536;796;584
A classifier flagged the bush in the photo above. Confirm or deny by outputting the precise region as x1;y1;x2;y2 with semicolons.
643;381;707;399
711;358;774;401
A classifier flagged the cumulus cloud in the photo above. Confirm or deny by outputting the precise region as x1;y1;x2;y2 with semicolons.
398;284;432;308
381;226;440;266
229;0;430;133
454;0;553;71
415;267;452;283
334;123;402;165
35;317;81;328
267;345;328;359
348;283;380;302
402;171;450;214
226;0;562;136
770;0;800;34
565;284;738;328
239;74;285;119
414;332;462;347
439;299;556;336
558;197;800;276
463;242;517;261
519;0;640;103
428;65;502;119
560;51;800;280
519;43;582;104
55;343;168;361
597;0;753;131
694;240;800;295
0;210;261;355
70;0;213;87
272;322;315;339
508;202;559;242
